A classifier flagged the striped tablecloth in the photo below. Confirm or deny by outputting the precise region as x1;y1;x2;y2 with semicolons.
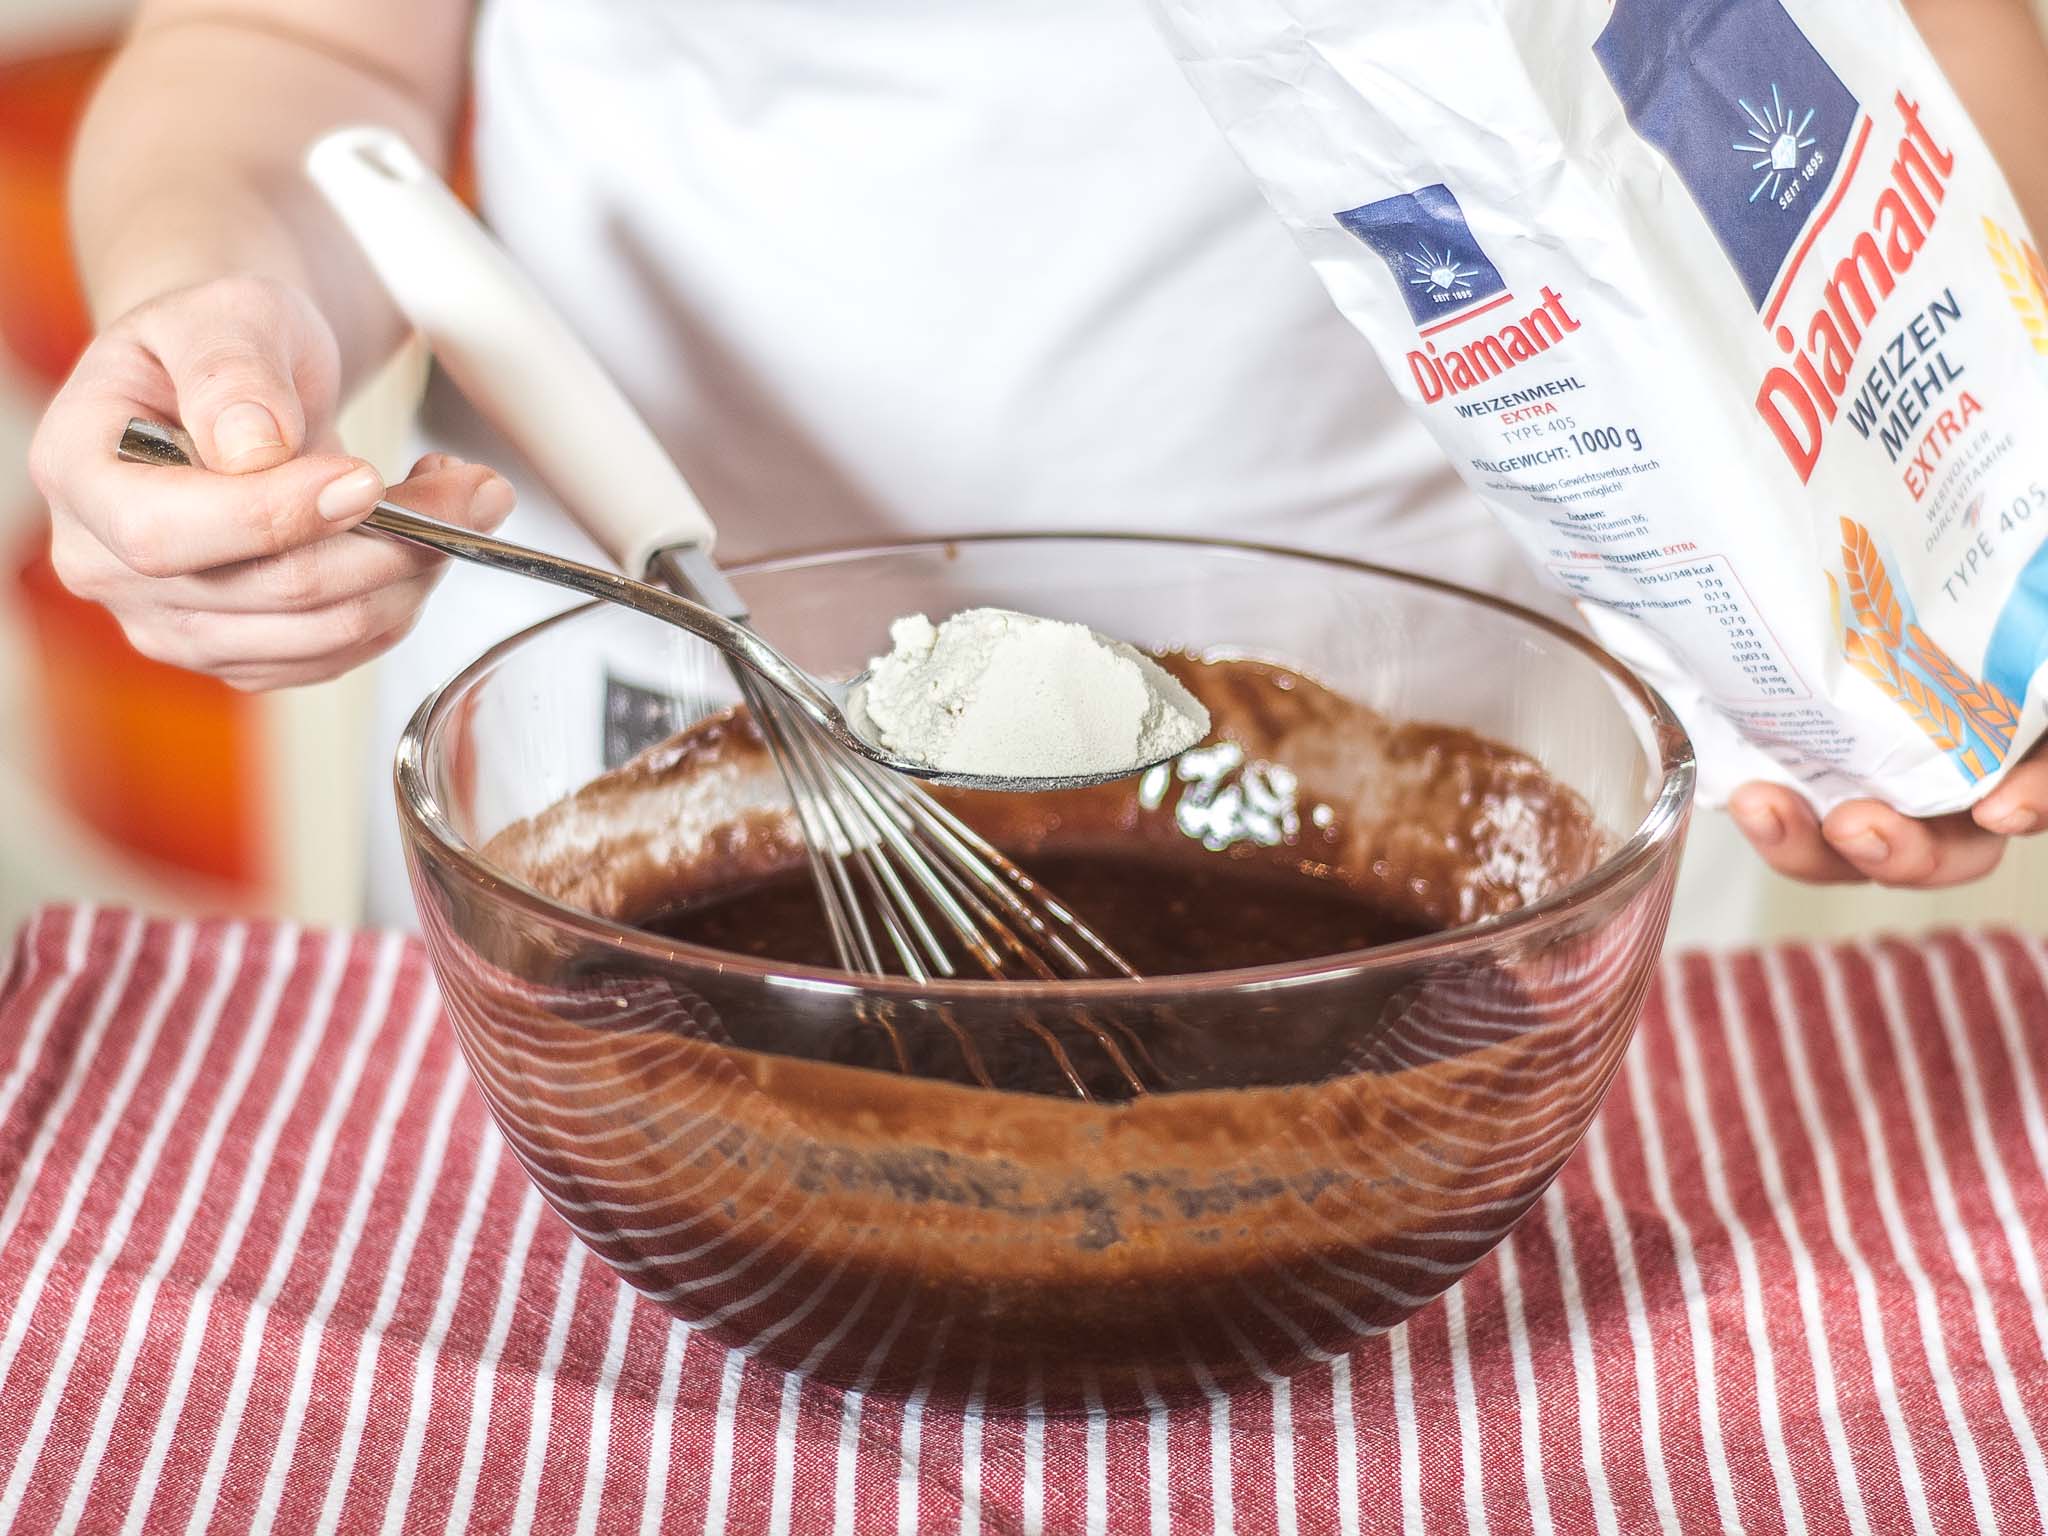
3;906;2048;1534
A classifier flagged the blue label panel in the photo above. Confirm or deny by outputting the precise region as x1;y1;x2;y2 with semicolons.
1335;184;1510;327
1594;0;1861;309
1983;542;2048;714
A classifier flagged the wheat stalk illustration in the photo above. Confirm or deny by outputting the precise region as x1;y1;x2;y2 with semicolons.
1840;517;1904;642
1900;671;1969;754
1985;214;2048;356
1845;630;1966;751
1841;626;1891;688
1906;623;2020;753
1836;519;2016;773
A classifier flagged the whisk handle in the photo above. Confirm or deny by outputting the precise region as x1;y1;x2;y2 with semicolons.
305;126;720;580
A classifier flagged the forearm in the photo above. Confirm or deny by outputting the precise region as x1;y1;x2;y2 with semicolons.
70;2;469;389
1909;0;2048;240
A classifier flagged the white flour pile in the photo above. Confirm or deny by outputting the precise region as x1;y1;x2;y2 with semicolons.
855;608;1210;779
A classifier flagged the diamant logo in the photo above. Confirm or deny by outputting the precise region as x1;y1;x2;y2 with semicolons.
1734;83;1818;205
1335;184;1509;327
1407;243;1482;301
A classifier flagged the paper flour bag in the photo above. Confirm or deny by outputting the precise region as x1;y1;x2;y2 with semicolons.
1150;0;2048;813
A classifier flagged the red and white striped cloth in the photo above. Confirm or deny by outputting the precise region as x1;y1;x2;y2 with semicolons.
3;905;2048;1533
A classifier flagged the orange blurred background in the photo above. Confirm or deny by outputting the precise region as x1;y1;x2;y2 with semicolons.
0;23;277;916
0;8;471;930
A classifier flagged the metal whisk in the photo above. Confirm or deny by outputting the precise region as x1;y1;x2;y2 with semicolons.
647;551;1138;986
303;125;1147;1011
648;545;1163;1103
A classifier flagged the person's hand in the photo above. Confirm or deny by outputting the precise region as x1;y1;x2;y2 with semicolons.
29;273;514;691
1730;740;2048;886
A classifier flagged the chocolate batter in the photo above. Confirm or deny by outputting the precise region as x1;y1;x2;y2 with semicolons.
543;654;1602;981
648;846;1429;973
475;654;1605;1096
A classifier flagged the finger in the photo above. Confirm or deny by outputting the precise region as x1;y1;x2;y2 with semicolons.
217;606;430;693
167;459;514;614
1972;745;2048;837
129;569;440;676
1728;782;1866;883
129;275;338;473
43;454;513;613
43;490;418;614
1821;801;2006;888
387;455;518;531
109;456;381;576
35;380;382;574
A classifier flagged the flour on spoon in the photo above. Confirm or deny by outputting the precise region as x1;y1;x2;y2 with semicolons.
856;608;1210;779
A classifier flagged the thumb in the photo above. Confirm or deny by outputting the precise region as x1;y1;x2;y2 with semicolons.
138;279;333;475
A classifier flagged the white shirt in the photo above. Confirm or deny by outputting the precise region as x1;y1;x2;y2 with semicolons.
364;0;1756;941
462;0;1509;567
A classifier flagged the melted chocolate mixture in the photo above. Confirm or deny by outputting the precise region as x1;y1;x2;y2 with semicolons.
485;654;1604;984
649;845;1430;973
607;655;1599;977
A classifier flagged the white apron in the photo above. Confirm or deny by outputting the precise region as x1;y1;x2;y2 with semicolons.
363;0;1757;943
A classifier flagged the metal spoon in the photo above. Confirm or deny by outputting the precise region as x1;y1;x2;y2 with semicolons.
115;417;1170;793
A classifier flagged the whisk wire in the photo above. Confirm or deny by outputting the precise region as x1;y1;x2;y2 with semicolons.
821;759;1038;979
736;671;889;976
868;772;1134;980
772;696;953;980
658;564;1154;1097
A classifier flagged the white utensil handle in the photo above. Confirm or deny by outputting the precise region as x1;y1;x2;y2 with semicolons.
305;125;717;575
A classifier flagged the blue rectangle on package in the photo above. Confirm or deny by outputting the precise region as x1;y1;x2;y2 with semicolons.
1335;183;1510;327
1594;0;1862;309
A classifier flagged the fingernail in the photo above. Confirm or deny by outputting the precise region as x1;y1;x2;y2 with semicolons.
1843;829;1891;864
470;475;516;525
214;402;283;466
421;452;466;473
317;465;383;522
1988;806;2040;836
1733;802;1784;847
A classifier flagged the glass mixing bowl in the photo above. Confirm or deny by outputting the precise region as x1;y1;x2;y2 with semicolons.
399;535;1693;1410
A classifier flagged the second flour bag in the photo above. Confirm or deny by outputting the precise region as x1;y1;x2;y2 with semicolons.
1151;0;2048;812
